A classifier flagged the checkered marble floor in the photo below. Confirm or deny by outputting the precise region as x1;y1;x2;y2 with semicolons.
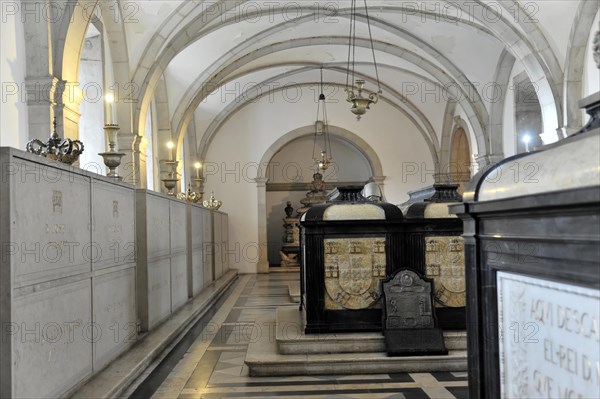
149;273;469;399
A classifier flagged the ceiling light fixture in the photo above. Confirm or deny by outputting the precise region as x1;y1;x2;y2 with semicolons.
345;0;382;121
313;67;333;172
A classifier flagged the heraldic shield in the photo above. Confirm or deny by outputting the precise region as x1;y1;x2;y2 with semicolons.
324;238;388;310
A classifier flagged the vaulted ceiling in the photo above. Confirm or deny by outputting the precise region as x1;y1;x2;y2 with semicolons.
117;0;591;158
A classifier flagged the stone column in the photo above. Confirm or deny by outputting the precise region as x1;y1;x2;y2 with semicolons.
117;133;149;188
255;177;270;274
24;76;81;141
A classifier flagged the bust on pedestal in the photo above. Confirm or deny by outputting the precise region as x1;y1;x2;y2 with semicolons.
280;201;300;267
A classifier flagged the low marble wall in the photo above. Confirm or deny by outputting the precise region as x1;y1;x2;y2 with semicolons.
0;148;136;398
188;203;211;297
0;149;232;398
136;190;192;331
202;209;214;287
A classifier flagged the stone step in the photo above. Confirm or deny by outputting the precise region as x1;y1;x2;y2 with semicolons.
276;307;467;355
288;282;301;303
244;307;468;377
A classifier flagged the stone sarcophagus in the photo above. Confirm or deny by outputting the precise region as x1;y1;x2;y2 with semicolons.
300;187;403;333
449;93;600;399
399;184;466;330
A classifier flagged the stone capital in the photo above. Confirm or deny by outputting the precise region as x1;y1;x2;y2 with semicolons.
254;177;269;187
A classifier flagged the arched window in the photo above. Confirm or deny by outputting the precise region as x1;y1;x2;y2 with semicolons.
513;72;543;153
449;127;471;195
78;17;106;174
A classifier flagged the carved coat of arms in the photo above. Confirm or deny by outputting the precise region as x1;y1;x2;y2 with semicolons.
324;238;387;310
425;236;466;307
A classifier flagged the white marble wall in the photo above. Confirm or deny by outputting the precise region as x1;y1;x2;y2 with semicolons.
213;212;224;280
0;148;232;398
188;204;206;297
0;148;136;398
202;210;214;287
221;213;230;274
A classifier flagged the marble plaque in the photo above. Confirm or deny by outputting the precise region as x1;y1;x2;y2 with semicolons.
214;214;223;279
382;269;447;356
171;253;188;312
425;236;466;307
497;272;600;399
91;180;135;270
202;211;214;286
11;167;91;286
191;249;204;296
92;267;136;371
146;195;171;259
170;201;187;255
13;280;92;398
191;206;204;248
147;259;171;329
203;242;214;287
324;237;387;310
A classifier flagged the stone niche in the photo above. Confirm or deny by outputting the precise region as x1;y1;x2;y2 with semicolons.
0;148;136;399
450;94;600;399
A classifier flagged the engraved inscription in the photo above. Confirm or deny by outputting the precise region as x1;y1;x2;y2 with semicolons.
498;273;600;399
112;201;119;218
425;236;465;308
52;190;63;213
324;238;387;310
383;270;434;329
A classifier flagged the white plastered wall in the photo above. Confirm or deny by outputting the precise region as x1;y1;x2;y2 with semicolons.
1;9;28;148
203;87;434;274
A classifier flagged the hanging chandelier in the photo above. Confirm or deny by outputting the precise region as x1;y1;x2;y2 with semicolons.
345;0;382;121
313;67;333;171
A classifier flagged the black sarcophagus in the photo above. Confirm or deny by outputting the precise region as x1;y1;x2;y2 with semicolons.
300;187;403;333
449;93;600;399
399;184;466;330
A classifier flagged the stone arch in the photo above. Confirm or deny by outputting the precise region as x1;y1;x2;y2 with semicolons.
449;126;472;195
254;125;385;273
488;49;515;158
171;36;488;157
260;126;384;180
129;1;566;152
564;1;600;135
195;80;439;169
28;0;130;140
135;9;491;155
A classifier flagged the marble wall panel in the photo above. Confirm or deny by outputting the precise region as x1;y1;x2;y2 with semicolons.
10;160;91;287
190;206;205;296
12;280;92;398
222;213;229;273
203;210;214;286
191;249;204;296
170;253;188;312
170;200;187;255
191;205;204;247
91;180;136;271
145;194;170;260
214;213;223;279
92;267;136;371
147;259;171;329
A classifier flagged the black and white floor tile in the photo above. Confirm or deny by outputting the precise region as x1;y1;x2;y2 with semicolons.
150;273;469;399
